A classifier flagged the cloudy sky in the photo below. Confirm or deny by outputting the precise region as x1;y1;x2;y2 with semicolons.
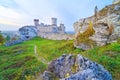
0;0;112;31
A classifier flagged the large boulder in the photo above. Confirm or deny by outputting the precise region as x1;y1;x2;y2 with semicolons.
43;54;112;80
74;42;94;50
19;26;38;40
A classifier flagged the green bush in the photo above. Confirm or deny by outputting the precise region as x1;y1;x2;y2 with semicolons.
0;34;5;45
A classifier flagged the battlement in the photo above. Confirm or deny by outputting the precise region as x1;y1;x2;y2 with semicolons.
51;18;57;26
34;19;39;26
34;18;57;26
33;18;66;34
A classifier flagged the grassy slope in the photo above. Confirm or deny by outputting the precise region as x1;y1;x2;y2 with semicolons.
0;37;120;80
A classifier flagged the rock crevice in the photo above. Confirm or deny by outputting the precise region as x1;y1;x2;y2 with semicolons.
43;54;112;80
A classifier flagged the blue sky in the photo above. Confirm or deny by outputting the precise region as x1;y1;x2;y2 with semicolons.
0;0;112;31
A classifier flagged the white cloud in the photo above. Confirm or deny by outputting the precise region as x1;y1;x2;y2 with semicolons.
14;0;62;24
0;0;113;31
0;5;33;26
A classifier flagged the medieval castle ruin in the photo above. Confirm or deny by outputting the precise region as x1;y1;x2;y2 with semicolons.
34;18;65;35
18;18;74;40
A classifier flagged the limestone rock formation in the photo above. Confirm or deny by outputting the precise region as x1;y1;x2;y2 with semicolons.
4;26;37;46
113;0;120;4
75;43;94;50
43;54;112;80
74;2;120;49
4;39;23;46
19;26;38;40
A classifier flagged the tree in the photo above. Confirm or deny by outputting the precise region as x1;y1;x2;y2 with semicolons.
6;35;11;41
0;34;4;45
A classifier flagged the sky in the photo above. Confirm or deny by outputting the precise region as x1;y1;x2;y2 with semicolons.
0;0;113;31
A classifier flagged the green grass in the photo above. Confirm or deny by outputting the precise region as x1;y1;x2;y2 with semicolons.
0;37;120;80
80;43;120;80
0;37;81;80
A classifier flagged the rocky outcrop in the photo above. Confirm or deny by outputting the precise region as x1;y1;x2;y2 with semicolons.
74;2;120;49
19;26;38;40
43;54;112;80
19;25;74;40
113;0;120;4
4;26;38;46
4;39;23;46
75;43;94;50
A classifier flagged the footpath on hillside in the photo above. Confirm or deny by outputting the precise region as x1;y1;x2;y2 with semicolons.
34;45;48;80
34;45;48;64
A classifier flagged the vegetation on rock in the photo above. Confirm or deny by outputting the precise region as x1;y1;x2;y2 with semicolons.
75;21;95;46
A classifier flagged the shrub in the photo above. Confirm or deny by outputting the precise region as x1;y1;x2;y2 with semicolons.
6;35;11;41
83;21;95;37
75;21;95;45
0;34;5;45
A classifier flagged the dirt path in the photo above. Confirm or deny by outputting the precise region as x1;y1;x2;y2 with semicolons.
34;45;48;80
34;45;48;64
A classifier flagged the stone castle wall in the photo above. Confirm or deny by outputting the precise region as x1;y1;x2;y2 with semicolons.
34;18;65;34
37;26;54;33
38;33;74;40
18;18;72;41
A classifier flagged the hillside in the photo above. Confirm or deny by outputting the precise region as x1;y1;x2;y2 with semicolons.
0;37;120;80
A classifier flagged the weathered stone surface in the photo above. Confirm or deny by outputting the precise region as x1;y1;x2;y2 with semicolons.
47;54;75;78
4;26;38;46
19;26;38;40
4;39;23;46
43;71;54;80
113;0;120;4
38;33;74;40
75;43;93;50
43;54;112;80
35;18;66;34
74;1;120;48
18;24;74;41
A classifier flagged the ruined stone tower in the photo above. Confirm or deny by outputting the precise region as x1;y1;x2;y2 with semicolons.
51;18;57;26
34;19;39;26
33;18;66;34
